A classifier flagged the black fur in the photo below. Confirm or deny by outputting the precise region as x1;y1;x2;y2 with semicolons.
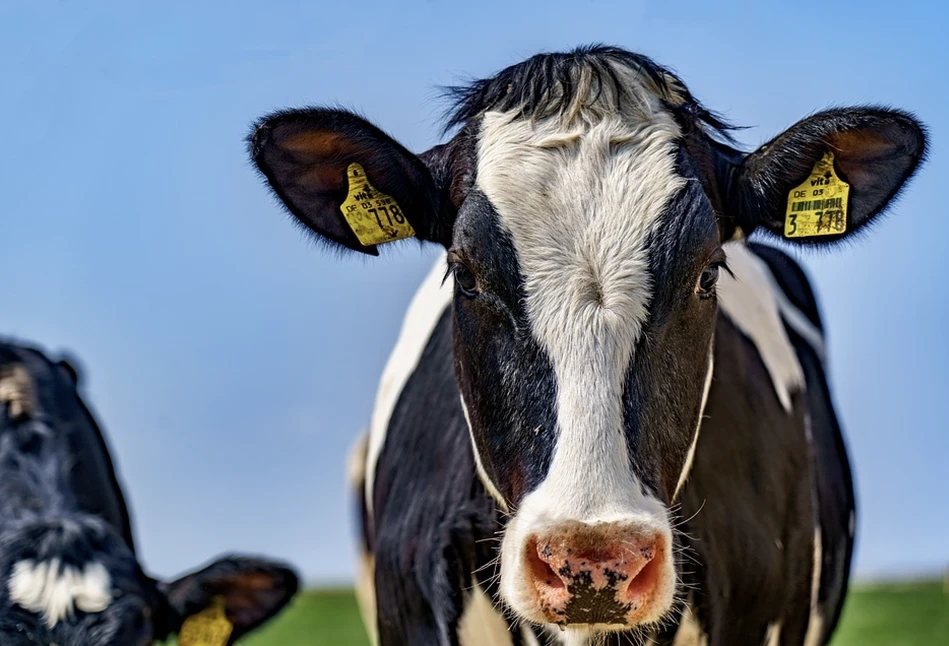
370;311;501;645
450;191;559;503
0;340;298;645
441;44;738;142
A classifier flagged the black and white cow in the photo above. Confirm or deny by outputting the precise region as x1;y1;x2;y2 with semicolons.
0;340;299;645
249;47;926;645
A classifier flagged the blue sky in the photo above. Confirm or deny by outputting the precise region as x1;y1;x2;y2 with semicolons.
1;1;946;584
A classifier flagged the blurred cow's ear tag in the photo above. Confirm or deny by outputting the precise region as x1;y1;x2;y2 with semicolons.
340;162;415;246
784;152;850;238
178;596;233;646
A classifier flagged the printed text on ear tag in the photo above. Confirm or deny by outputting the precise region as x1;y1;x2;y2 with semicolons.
178;596;233;646
784;151;850;238
340;162;415;246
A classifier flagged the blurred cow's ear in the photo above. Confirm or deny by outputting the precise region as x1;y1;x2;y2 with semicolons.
725;107;926;245
158;556;299;644
57;357;81;386
249;108;458;254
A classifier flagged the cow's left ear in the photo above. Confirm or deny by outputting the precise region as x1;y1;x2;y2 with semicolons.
728;107;926;244
57;357;82;386
249;108;456;255
158;556;299;644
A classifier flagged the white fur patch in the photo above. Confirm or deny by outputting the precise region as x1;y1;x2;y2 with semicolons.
673;604;709;646
460;394;509;512
353;551;377;646
674;341;715;500
803;529;824;646
768;275;826;364
478;65;683;629
764;621;782;646
346;430;369;491
718;242;806;412
542;625;595;646
348;431;377;644
0;364;34;419
9;559;112;628
458;584;514;646
521;626;542;646
364;252;453;513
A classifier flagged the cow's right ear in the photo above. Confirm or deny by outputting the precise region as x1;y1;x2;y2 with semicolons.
249;108;454;255
156;556;299;644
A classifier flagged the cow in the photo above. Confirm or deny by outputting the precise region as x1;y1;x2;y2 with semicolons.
248;46;926;645
0;340;299;645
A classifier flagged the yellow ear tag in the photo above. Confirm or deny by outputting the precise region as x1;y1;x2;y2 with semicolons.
339;162;416;246
178;597;233;646
784;151;850;238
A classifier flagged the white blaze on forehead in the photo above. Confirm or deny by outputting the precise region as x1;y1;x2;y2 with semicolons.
478;73;684;626
477;97;684;522
9;559;112;628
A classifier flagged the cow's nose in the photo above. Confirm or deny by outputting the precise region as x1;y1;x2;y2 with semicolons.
524;523;666;626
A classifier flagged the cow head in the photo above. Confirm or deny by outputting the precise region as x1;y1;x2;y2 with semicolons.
0;346;298;645
250;46;925;636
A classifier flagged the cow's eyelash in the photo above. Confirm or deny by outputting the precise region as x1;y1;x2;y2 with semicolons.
714;260;733;278
443;248;473;286
442;262;465;287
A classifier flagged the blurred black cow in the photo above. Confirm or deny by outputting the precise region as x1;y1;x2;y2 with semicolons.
0;340;298;645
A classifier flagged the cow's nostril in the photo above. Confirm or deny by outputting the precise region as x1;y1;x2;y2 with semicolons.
625;546;660;600
526;536;566;592
520;527;670;627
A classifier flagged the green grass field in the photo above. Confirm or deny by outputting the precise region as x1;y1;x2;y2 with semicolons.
204;580;948;645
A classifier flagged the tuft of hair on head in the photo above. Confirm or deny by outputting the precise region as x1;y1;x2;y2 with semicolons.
440;44;740;142
8;559;113;628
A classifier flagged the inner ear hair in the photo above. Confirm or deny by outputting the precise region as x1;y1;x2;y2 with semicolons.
825;116;926;207
164;556;299;640
250;108;448;255
736;107;926;240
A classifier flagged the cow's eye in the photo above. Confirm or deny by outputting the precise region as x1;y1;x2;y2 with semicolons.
696;265;720;299
17;424;48;454
451;263;479;297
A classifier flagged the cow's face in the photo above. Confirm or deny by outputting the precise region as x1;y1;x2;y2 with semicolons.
0;349;299;645
448;99;722;629
251;47;925;635
0;516;166;646
0;517;298;646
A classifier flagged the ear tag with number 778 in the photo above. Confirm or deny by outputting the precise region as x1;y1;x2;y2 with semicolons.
339;162;416;246
784;152;850;238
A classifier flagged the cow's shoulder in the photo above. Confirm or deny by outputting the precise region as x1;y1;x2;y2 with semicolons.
747;241;823;332
716;242;805;411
